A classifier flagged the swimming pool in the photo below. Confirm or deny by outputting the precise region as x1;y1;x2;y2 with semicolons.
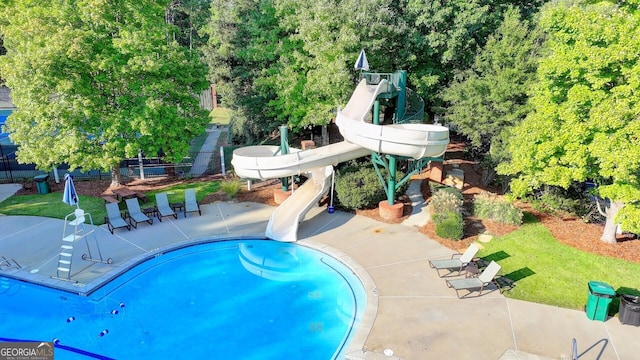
0;239;366;359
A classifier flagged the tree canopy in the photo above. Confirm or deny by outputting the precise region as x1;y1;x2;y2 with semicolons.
441;6;541;154
203;0;530;142
0;0;209;184
497;0;640;242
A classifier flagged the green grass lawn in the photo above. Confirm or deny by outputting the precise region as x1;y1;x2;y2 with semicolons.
0;181;221;225
210;107;230;125
0;193;108;224
478;212;640;314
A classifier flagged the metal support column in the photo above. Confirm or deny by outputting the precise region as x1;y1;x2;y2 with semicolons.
386;156;397;205
373;100;380;125
279;125;290;191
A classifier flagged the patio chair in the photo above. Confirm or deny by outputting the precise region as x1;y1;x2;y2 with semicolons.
125;198;153;228
184;188;201;217
428;243;479;277
105;203;131;234
445;260;502;298
155;192;177;221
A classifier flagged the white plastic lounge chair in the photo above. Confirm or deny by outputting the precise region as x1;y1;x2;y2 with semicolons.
445;260;502;298
105;203;131;234
125;198;153;228
184;188;201;217
155;192;177;221
428;243;480;277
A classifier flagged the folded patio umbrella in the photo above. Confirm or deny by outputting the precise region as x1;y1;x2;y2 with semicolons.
62;173;78;208
354;49;369;71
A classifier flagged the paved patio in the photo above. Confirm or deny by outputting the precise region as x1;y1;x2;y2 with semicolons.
1;184;639;359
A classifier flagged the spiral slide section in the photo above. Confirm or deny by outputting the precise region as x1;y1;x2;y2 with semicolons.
232;78;449;242
232;142;370;242
336;79;450;159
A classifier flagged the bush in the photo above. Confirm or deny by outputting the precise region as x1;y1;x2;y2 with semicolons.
220;179;243;198
429;188;464;214
429;182;464;200
336;165;411;210
336;166;386;210
473;192;523;225
433;211;464;240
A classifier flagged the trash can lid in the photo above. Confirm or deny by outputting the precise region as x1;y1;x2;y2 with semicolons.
588;281;616;296
621;294;640;303
34;174;49;181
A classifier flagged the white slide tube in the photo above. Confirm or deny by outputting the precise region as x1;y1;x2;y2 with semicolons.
336;79;450;159
231;79;450;242
265;166;333;242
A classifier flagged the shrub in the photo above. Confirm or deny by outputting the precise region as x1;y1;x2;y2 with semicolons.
336;166;386;210
433;211;464;240
429;188;464;214
220;179;243;198
473;192;523;225
429;182;463;199
336;165;410;210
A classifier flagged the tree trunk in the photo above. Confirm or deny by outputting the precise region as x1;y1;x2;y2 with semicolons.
110;165;122;187
600;201;624;244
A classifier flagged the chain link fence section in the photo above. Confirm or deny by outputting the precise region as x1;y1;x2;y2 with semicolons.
0;145;227;184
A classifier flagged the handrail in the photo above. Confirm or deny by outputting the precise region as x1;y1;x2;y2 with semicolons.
398;87;425;123
361;72;401;93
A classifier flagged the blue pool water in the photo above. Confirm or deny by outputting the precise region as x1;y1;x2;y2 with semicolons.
0;240;366;359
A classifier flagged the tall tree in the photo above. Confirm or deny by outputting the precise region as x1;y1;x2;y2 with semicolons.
498;0;640;243
165;0;210;50
204;0;544;141
441;6;541;154
0;0;209;185
405;0;499;111
203;0;286;143
0;34;5;85
204;0;408;142
271;0;401;129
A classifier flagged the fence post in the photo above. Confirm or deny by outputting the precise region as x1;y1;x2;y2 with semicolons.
138;151;145;180
0;144;13;182
53;166;60;183
220;146;225;176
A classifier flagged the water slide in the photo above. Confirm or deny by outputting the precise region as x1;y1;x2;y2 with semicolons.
232;79;449;242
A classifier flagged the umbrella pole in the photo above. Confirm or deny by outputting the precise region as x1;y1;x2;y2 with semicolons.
328;168;335;214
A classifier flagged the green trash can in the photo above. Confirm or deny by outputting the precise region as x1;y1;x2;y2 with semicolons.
586;281;616;321
34;174;50;194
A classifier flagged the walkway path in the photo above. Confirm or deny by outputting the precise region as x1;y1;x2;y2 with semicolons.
402;179;430;227
188;126;225;177
0;183;22;203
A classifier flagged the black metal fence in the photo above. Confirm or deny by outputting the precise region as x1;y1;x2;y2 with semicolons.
0;143;226;184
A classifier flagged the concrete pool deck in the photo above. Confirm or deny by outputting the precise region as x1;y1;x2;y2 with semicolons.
1;184;639;359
